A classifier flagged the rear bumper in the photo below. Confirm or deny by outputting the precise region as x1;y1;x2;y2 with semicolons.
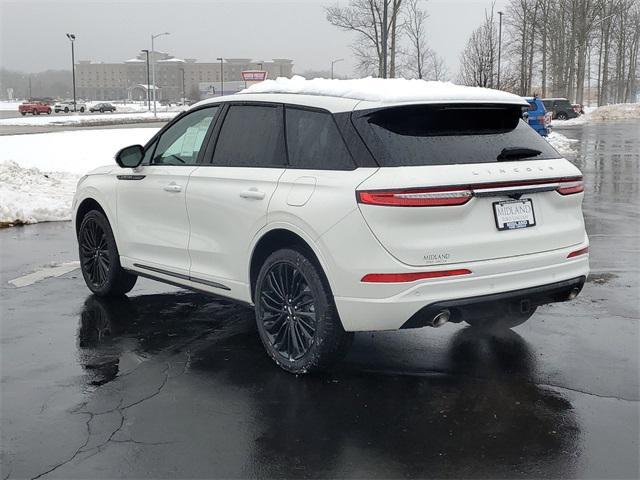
333;252;589;331
401;276;585;329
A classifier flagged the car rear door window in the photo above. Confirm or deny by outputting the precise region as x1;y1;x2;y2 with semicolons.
152;106;219;165
285;107;355;170
212;104;285;167
353;104;560;166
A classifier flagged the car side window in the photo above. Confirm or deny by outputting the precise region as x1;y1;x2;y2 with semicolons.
152;106;218;165
285;107;355;170
141;139;158;166
212;104;285;167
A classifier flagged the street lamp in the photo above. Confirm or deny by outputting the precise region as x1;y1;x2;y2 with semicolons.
66;33;77;112
179;68;185;103
497;11;503;89
330;58;344;79
217;57;224;96
151;31;170;116
141;49;151;110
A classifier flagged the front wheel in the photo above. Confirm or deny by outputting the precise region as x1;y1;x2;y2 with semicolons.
64;107;69;113
556;112;568;120
78;210;137;297
80;107;85;112
20;112;26;116
255;248;352;374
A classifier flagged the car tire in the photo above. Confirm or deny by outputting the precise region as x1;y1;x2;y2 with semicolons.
64;107;69;113
47;109;51;114
20;112;26;116
255;247;353;374
78;210;138;297
100;108;104;113
80;107;85;113
465;307;537;330
32;109;37;115
556;112;568;120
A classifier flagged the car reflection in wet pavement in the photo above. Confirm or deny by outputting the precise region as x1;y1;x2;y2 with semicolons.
1;121;638;479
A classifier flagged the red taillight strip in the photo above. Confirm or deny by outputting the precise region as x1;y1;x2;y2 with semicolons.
361;269;472;283
357;176;583;207
567;246;589;258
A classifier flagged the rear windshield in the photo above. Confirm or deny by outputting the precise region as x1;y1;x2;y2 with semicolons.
353;104;560;166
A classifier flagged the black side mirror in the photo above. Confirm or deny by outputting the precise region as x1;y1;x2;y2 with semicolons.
115;144;144;168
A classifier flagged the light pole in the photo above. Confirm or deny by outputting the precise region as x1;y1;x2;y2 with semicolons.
141;49;151;110
330;58;344;79
217;57;224;96
151;32;170;116
179;68;185;103
497;11;503;90
66;33;77;111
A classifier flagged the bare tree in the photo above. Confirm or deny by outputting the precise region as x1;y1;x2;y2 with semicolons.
326;0;403;77
403;0;430;79
458;5;498;87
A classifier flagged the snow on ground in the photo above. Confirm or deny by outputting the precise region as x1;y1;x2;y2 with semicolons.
0;128;158;226
546;131;578;155
243;75;527;104
553;102;640;126
0;110;179;127
0;101;24;111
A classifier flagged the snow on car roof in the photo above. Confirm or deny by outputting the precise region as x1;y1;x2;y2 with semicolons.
241;75;528;107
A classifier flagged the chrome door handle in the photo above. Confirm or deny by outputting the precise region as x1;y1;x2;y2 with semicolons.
239;188;265;200
163;183;182;193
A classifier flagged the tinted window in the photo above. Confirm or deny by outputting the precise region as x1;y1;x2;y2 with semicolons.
285;107;354;170
141;139;157;165
354;104;560;166
152;106;218;165
212;104;285;167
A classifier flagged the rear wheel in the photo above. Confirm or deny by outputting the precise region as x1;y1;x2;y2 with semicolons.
64;107;69;113
20;112;26;116
80;107;85;112
78;210;137;297
100;108;104;113
556;111;568;120
255;247;352;374
465;307;537;330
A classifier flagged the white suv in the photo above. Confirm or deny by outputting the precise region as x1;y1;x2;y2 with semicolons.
72;79;589;374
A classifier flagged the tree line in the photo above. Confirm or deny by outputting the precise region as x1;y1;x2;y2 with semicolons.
326;0;639;105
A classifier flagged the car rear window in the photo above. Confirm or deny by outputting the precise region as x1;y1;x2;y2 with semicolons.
353;104;560;166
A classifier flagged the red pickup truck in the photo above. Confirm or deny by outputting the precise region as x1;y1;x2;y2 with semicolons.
18;101;52;115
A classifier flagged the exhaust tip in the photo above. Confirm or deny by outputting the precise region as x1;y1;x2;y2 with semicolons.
430;309;450;328
567;288;580;300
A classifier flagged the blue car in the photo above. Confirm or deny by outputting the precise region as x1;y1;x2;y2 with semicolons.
523;97;551;137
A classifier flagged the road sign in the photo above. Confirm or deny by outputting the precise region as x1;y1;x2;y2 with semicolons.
241;71;268;82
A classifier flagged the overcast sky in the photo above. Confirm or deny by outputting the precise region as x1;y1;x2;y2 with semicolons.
1;0;507;77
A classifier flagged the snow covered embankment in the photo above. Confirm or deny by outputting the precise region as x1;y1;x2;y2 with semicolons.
554;102;640;126
0;128;158;226
546;131;579;156
0;161;79;226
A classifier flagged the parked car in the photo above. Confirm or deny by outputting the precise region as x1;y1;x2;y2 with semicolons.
542;98;578;120
523;97;552;136
18;101;51;115
89;103;116;113
73;84;589;374
54;101;86;113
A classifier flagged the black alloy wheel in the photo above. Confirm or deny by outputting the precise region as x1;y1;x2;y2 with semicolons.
79;217;111;289
259;261;317;361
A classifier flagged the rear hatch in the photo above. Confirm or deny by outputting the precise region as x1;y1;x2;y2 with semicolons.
353;103;585;267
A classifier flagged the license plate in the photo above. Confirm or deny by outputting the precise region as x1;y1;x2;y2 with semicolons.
493;199;536;231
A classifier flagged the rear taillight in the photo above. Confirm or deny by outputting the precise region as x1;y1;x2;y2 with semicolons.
567;246;589;258
357;188;472;207
556;178;584;195
361;269;472;283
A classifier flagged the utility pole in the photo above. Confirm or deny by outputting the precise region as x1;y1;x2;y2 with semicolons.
217;57;224;96
497;11;503;90
66;33;77;111
179;68;185;102
28;75;32;99
330;58;344;79
382;0;388;78
151;32;170;117
141;49;151;110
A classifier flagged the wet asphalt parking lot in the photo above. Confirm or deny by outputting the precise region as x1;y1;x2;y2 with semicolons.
1;121;639;479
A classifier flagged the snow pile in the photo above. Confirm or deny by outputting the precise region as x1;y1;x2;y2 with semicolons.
242;75;528;105
0;110;179;127
546;131;578;155
0;161;79;226
555;102;640;126
0;101;24;111
0;128;158;174
0;128;159;226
